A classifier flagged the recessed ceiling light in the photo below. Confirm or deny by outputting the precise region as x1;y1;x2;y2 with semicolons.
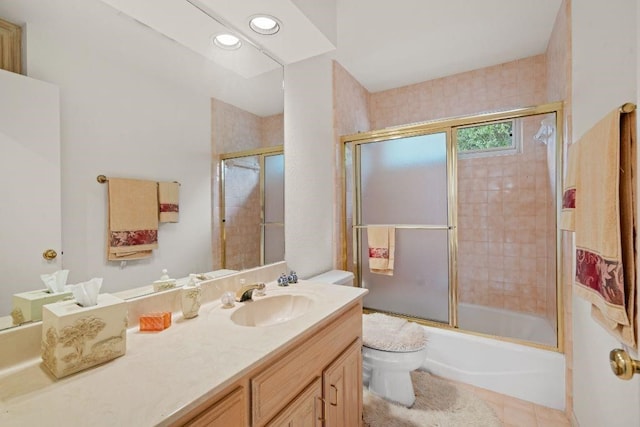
213;33;242;50
249;15;281;35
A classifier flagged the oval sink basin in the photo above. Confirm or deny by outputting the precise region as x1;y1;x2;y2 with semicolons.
230;294;314;327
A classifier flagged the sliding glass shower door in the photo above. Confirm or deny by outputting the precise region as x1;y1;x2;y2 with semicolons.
356;131;453;324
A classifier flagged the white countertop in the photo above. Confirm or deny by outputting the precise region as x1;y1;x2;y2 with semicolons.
0;281;367;426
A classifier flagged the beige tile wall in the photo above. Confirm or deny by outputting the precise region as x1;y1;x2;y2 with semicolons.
369;55;546;130
457;115;553;316
211;99;284;270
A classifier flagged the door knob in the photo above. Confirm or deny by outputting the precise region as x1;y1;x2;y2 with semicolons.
609;348;640;380
42;249;57;260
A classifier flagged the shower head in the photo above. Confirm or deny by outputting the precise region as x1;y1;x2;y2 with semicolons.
534;117;555;144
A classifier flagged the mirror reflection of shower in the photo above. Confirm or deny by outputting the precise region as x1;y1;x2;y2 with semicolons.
220;148;284;270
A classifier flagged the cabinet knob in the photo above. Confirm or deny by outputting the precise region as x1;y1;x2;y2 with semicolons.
43;249;57;260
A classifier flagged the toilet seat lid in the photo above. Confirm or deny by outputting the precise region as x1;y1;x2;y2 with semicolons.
362;313;427;352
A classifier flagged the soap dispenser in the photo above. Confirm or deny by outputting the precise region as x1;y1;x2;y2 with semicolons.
153;268;176;292
181;274;202;319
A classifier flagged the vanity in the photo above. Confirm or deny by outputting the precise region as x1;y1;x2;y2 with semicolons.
0;267;367;427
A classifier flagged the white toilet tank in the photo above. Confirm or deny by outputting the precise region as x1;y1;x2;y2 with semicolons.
307;270;354;286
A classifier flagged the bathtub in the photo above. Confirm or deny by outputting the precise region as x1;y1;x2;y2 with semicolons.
420;324;565;410
457;302;557;347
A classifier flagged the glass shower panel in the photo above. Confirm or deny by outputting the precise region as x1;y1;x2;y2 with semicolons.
224;156;261;270
359;132;450;323
263;153;284;264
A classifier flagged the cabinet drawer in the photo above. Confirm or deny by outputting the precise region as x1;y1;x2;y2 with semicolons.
185;386;246;427
252;302;362;426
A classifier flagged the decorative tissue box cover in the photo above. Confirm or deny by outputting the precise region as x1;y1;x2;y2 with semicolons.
11;289;72;324
41;293;127;379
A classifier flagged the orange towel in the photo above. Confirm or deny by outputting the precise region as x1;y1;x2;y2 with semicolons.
107;178;158;261
367;226;396;276
158;181;179;223
561;108;637;348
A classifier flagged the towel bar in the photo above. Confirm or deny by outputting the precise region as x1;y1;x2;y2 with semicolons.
96;175;180;185
353;224;454;230
620;103;636;113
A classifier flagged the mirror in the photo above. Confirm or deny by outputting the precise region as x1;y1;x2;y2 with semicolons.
219;148;285;270
0;0;283;330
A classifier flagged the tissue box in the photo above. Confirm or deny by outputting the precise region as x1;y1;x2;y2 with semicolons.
41;293;127;379
11;289;72;325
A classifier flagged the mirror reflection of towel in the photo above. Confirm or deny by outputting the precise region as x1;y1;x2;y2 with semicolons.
107;178;158;261
158;181;179;223
368;226;395;276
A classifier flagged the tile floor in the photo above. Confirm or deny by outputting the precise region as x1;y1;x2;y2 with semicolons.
452;379;572;427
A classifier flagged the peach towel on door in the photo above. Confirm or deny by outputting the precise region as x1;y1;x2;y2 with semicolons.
561;108;637;349
158;181;179;223
368;226;396;276
107;178;158;261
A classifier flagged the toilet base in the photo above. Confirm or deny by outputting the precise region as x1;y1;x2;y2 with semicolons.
368;368;416;407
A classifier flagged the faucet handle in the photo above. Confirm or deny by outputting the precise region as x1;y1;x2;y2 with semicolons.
277;273;289;286
254;282;266;297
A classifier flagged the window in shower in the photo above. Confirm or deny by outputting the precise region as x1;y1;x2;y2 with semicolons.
457;119;521;159
343;103;563;351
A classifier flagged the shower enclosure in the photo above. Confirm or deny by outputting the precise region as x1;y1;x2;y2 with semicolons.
343;103;563;349
220;147;284;270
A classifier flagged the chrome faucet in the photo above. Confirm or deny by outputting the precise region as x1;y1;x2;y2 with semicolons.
235;282;266;302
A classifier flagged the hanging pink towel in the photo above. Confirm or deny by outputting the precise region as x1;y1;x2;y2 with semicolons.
368;226;395;276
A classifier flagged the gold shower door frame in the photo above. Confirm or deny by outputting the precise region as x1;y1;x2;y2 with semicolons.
341;102;564;352
220;145;284;268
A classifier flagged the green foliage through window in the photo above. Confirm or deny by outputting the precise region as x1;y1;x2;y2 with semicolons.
456;121;513;152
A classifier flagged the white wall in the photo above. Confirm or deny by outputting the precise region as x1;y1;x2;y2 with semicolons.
0;0;213;293
572;0;640;425
284;55;335;277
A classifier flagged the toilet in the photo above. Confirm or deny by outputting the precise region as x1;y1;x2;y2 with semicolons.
308;270;428;407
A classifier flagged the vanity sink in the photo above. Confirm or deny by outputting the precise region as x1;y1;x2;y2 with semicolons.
230;294;314;327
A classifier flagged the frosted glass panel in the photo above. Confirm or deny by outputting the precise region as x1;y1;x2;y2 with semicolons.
359;132;449;323
264;154;284;264
360;133;448;224
264;154;284;223
362;229;449;322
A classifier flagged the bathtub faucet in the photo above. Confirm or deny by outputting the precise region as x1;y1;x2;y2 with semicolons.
235;282;265;302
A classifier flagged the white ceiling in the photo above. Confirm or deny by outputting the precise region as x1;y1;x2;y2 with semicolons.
335;0;563;93
95;0;563;114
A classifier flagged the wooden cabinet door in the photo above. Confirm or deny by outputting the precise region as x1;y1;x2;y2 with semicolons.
185;387;247;427
322;339;362;427
267;377;322;427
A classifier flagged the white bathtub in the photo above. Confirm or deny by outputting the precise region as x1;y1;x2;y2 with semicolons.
457;302;557;347
421;324;565;409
